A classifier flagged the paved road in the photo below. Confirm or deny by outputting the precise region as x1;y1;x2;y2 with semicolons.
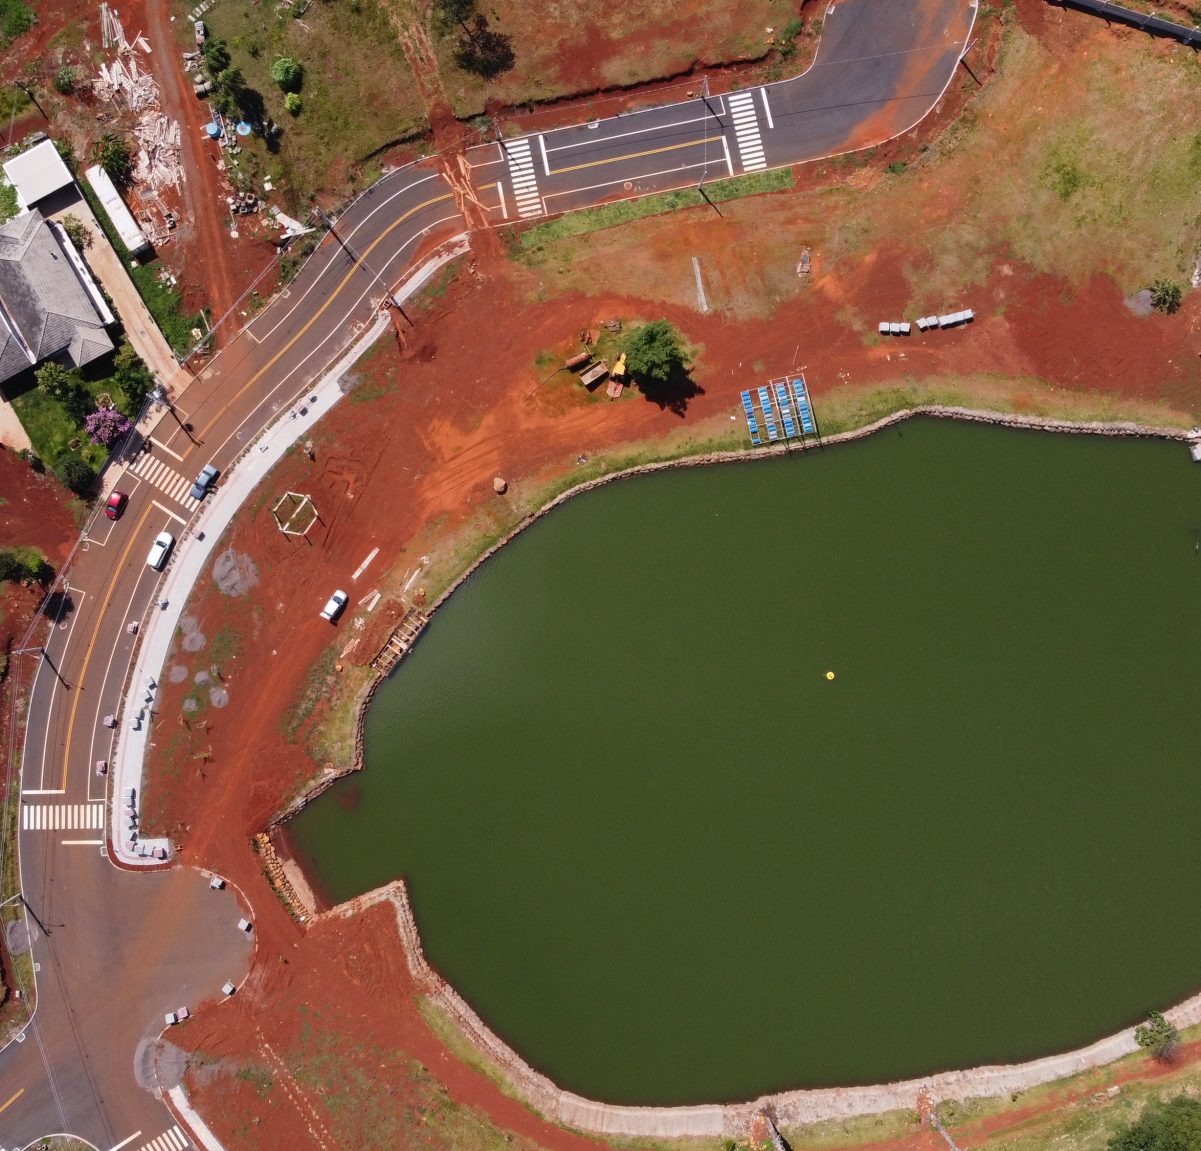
0;1;976;1145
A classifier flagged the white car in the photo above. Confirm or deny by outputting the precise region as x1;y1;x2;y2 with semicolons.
146;531;175;571
320;590;348;622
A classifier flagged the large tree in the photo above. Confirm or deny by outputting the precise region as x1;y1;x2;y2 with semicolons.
624;320;688;390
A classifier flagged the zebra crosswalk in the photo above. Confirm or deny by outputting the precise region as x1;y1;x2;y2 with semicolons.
22;802;105;831
727;91;767;172
505;137;544;219
127;452;200;509
135;1126;191;1151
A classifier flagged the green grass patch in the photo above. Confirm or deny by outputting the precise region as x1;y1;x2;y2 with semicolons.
9;386;107;472
208;0;425;206
281;646;337;745
75;172;206;355
0;0;33;46
0;84;31;122
128;265;205;355
514;168;794;263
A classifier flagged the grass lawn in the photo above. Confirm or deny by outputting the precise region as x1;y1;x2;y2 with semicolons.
207;0;426;207
10;386;107;472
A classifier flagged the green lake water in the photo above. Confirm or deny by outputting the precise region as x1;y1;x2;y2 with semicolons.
288;418;1201;1105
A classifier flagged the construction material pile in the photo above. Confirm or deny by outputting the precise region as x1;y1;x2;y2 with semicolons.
95;4;184;193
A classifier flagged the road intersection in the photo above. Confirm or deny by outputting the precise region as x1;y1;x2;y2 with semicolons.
0;1;976;1145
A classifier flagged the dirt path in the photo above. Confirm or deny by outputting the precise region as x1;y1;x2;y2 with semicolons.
132;0;241;335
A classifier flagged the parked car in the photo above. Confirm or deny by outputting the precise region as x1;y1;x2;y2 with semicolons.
105;490;128;520
146;531;174;571
320;590;348;622
189;463;220;501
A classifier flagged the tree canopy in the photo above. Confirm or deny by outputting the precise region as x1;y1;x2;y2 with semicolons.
1109;1095;1201;1151
624;320;688;389
453;13;515;77
91;133;133;188
56;454;95;496
1134;1011;1179;1061
203;37;231;74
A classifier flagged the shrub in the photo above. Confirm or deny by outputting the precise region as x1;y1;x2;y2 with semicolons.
56;454;95;496
284;92;302;116
270;56;303;93
0;545;50;584
53;65;78;94
60;213;90;249
1150;279;1182;315
91;133;133;188
1134;1010;1179;1061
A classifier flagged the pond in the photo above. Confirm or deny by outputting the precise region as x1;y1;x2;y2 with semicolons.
288;418;1201;1106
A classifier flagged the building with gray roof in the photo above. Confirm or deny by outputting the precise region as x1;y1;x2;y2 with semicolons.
0;208;114;387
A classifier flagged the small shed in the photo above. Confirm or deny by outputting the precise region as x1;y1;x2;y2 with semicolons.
2;139;73;213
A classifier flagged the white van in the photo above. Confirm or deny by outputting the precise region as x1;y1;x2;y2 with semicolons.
146;531;174;571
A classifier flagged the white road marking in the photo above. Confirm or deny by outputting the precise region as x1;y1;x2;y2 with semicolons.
22;803;105;830
29;587;88;791
149;500;187;526
127;453;200;509
152;438;185;463
541;157;724;205
545;111;715;154
721;135;734;176
495;180;508;219
538;133;549;175
61;839;105;846
109;1130;142;1151
23;789;65;795
760;86;774;130
728;90;767;171
504;138;544;219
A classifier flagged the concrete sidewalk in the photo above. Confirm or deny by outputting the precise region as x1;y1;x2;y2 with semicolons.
109;312;387;862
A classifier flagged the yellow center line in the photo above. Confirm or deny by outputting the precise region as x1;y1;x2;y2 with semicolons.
0;1087;25;1115
549;135;723;177
60;504;155;791
63;188;459;791
196;191;455;442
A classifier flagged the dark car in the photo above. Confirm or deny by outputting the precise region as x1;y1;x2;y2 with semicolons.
105;490;128;520
189;463;220;501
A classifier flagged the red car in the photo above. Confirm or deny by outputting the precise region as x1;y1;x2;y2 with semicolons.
105;490;128;520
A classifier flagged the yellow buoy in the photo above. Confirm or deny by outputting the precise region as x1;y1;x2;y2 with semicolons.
826;671;835;681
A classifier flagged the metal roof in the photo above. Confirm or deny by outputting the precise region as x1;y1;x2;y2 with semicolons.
2;140;74;212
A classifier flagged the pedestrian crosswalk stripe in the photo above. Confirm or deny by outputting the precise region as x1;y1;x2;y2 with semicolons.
728;91;767;172
128;453;200;509
22;803;105;831
133;1128;190;1151
505;138;544;219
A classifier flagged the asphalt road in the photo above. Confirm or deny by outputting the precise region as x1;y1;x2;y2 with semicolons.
0;1;976;1146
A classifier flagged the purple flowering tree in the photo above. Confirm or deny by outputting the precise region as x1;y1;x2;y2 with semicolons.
85;407;132;447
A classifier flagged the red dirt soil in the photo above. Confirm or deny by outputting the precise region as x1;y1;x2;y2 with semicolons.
160;230;1201;1150
11;1;1201;1149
